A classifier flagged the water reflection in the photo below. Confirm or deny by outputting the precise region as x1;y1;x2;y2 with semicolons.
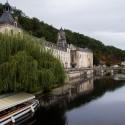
67;78;125;125
32;76;125;125
11;112;36;125
37;76;94;108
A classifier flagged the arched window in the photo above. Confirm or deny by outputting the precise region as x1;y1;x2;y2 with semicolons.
14;22;17;27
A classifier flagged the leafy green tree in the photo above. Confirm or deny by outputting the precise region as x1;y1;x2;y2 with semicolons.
0;33;66;93
106;60;111;67
0;3;3;16
93;54;99;66
13;9;22;16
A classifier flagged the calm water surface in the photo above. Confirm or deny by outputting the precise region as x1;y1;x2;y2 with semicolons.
26;76;125;125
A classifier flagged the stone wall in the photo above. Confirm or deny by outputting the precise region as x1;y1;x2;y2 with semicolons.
66;69;93;80
0;24;23;35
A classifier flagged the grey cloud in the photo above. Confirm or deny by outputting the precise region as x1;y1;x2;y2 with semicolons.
1;0;125;50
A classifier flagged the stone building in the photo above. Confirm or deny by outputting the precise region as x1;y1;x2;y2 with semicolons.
0;2;93;68
70;44;93;68
0;1;23;35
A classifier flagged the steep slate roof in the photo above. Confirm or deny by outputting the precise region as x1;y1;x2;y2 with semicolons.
29;35;39;40
85;48;93;53
58;27;64;33
77;47;93;53
0;12;22;29
3;2;11;8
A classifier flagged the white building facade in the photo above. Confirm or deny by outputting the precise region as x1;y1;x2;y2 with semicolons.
0;2;93;69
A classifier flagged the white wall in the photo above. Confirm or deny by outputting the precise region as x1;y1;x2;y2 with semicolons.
0;24;23;35
45;46;71;68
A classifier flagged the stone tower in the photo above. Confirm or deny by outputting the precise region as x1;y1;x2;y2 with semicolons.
57;27;67;48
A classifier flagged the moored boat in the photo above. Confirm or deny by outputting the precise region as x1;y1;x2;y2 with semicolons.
0;92;39;125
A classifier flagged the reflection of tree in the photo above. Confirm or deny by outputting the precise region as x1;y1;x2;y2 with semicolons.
34;78;125;125
34;105;67;125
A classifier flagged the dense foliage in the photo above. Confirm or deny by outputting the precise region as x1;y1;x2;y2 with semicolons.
0;3;125;64
14;8;125;63
0;3;3;16
0;33;66;93
106;46;125;60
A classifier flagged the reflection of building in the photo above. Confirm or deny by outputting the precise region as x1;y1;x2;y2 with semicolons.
0;2;93;68
70;78;94;100
76;78;93;93
39;78;94;107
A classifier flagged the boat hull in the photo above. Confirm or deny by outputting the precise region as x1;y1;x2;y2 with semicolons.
0;99;39;125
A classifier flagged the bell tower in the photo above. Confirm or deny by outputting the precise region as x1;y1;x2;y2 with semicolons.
3;1;12;13
0;1;23;34
57;27;67;48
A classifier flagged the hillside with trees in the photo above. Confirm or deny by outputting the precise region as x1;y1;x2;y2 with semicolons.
0;3;125;65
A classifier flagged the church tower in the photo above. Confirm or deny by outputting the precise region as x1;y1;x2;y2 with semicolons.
0;1;22;34
57;27;67;48
3;1;12;12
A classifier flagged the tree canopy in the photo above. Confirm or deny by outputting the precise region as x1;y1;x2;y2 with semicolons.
0;33;66;93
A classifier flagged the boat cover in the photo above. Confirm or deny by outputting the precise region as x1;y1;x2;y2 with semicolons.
0;92;35;112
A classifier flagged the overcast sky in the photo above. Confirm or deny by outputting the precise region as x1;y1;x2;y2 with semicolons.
1;0;125;50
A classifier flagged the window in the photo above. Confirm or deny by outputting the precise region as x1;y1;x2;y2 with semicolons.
14;22;17;27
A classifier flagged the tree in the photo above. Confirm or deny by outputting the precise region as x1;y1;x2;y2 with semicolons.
0;33;66;93
0;3;3;16
93;54;99;66
106;60;111;67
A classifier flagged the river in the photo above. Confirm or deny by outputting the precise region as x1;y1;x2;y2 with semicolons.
23;75;125;125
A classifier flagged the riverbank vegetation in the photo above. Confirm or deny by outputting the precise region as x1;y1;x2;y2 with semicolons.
0;33;66;94
0;3;125;65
